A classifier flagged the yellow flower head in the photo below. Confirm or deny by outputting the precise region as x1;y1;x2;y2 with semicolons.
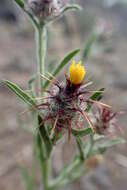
69;60;86;85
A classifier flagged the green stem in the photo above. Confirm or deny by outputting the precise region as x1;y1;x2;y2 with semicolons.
76;136;85;160
87;134;94;158
37;115;51;190
41;160;50;190
37;127;50;190
36;25;47;95
35;25;49;190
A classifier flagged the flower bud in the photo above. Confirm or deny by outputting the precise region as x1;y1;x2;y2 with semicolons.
92;107;121;135
27;0;62;23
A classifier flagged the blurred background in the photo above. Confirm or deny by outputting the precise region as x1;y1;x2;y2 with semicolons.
0;0;127;190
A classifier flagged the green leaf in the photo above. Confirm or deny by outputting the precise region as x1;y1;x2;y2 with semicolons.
20;167;35;190
53;49;80;76
69;165;85;182
44;49;80;88
26;11;39;28
82;32;97;61
61;4;82;14
4;80;36;107
96;137;125;149
14;0;24;9
93;137;126;155
14;0;39;28
72;127;92;137
86;88;105;112
90;88;105;100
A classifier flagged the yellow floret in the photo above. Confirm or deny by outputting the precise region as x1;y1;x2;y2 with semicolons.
69;60;86;85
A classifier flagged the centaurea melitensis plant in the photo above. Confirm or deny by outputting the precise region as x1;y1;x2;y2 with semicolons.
3;1;125;190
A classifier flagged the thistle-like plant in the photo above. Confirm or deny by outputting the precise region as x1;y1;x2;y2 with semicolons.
3;1;125;190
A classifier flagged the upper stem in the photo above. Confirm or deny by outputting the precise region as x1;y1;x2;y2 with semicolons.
36;25;47;95
36;25;49;190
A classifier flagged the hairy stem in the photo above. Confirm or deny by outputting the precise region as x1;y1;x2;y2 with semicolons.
76;136;85;160
35;24;49;190
41;160;50;190
36;25;47;95
38;115;52;190
87;134;94;158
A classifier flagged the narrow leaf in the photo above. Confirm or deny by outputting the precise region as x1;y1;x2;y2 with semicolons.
50;156;85;189
95;137;126;149
53;49;80;76
61;4;82;14
4;80;36;107
72;127;92;137
14;0;39;28
86;88;105;112
14;0;24;9
44;49;80;88
92;137;126;155
90;88;105;100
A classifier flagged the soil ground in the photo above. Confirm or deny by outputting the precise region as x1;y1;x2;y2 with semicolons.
0;2;127;190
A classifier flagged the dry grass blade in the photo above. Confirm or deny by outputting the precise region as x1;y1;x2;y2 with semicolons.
33;96;53;100
89;99;111;108
81;81;93;89
47;72;59;83
81;110;95;132
19;105;37;116
40;74;52;82
51;115;59;133
68;119;71;143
